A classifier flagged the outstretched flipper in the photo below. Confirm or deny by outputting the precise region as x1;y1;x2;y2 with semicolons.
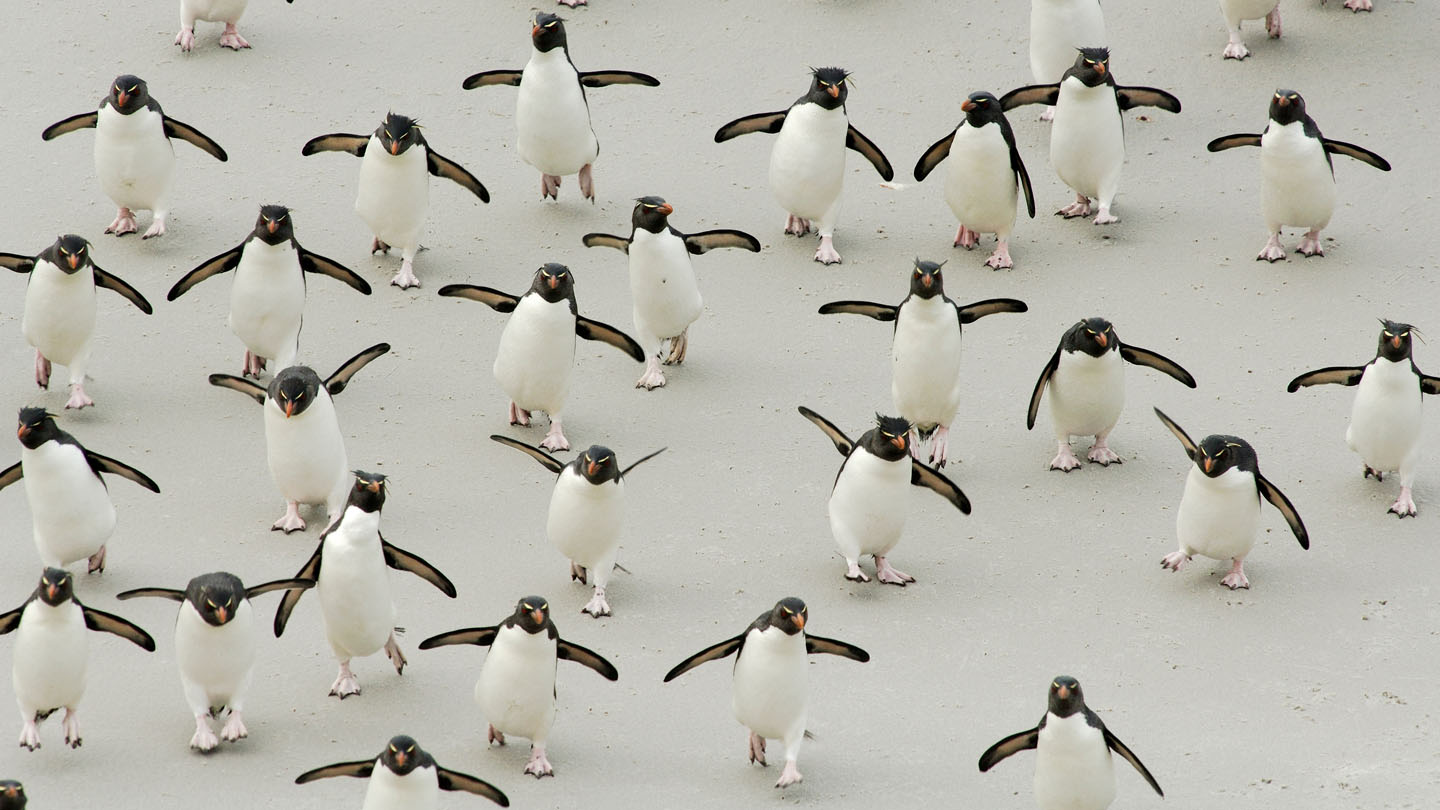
325;343;391;396
1152;407;1198;461
81;606;156;650
1115;87;1181;114
910;462;971;514
816;301;898;321
579;70;661;88
462;71;524;90
209;374;267;405
301;134;369;157
1104;728;1165;797
490;435;566;474
1255;474;1309;550
162;117;229;161
435;766;510;806
0;254;36;273
845;125;895;181
575;317;645;361
556;639;620;680
977;727;1040;771
115;587;186;602
380;538;457;597
958;298;1028;324
1206;134;1262;152
299;250;371;295
0;462;20;492
273;545;322;637
581;233;631;253
714;111;788;142
92;267;154;314
683;230;761;255
662;635;743;682
418;626;499;650
1119;344;1197;387
437;284;520;313
426;150;490;202
84;451;161;492
294;760;375;784
1026;349;1061;430
797;406;855;456
41;111;99;141
999;85;1060;111
245;578;316;599
804;634;870;662
912;130;955;182
621;447;666;478
1323;139;1390;171
168;247;243;300
1286;366;1366;392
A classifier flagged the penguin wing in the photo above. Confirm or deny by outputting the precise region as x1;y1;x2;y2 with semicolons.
1285;365;1365;392
797;406;855;456
1104;728;1165;797
1421;373;1440;396
557;638;620;680
325;342;391;396
621;447;667;478
0;599;32;634
912;130;955;182
714;111;788;142
1206;133;1262;153
298;249;372;295
273;545;321;637
300;133;369;157
490;434;566;474
999;84;1060;111
418;626;499;650
581;233;631;253
168;245;243;301
845;125;895;181
209;374;268;405
81;606;156;651
816;301;898;321
437;284;520;312
575;316;646;361
1115;87;1181;114
1003;119;1037;218
1026;348;1061;430
435;767;510;806
1255;473;1309;550
115;587;185;602
1152;407;1198;461
84;451;160;493
662;635;744;682
579;70;661;88
977;726;1040;771
0;461;24;491
1323;139;1390;171
910;461;972;514
91;267;154;314
426;149;491;202
41;111;99;140
683;230;762;254
0;253;36;274
244;578;315;599
804;634;870;662
1119;344;1197;388
294;759;375;784
380;538;458;597
161;117;228;161
461;70;524;90
957;298;1029;324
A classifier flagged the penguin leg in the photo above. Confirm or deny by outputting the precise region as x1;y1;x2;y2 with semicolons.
1056;194;1092;218
487;725;506;745
873;555;915;586
636;333;667;389
664;329;689;365
271;501;306;533
1220;557;1250;590
775;729;804;788
1049;440;1083;472
18;711;41;750
243;351;260;379
34;350;50;389
371;237;391;254
578;164;595;202
747;732;767;765
1161;548;1193;572
105;207;138;236
1257;232;1287;262
1364;465;1385;481
1091;198;1119;226
1266;5;1283;37
218;23;251;50
221;710;248;743
540;415;570;452
1296;229;1325;257
984;238;1014;270
581;586;612;617
141;209;168;240
1389;458;1418;518
929;425;950;468
1343;0;1372;11
329;660;361;699
953;224;979;249
843;558;871;583
1222;22;1251;59
65;352;94;410
1039;108;1055;123
1086;429;1122;465
87;544;106;574
391;247;420;289
190;714;219;752
907;428;923;461
61;708;81;748
524;744;554;778
175;24;197;52
384;632;407;674
508;401;532;427
814;235;841;265
784;214;811;236
540;173;562;200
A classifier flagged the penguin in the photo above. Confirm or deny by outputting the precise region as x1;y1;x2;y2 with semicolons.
1326;0;1372;12
1027;318;1196;471
0;781;22;809
490;436;664;617
1287;319;1438;518
978;676;1163;810
1219;0;1283;59
913;92;1035;269
0;407;160;573
302;112;489;289
208;343;390;532
1029;0;1107;121
1153;408;1309;589
273;471;457;699
581;196;760;389
662;597;869;789
0;567;155;750
714;67;894;265
0;235;153;409
420;596;619;778
296;734;509;808
1206;89;1390;262
438;264;644;452
116;572;313;752
41;75;228;239
175;0;294;51
461;13;659;202
1001;49;1180;225
797;408;970;584
817;259;1028;467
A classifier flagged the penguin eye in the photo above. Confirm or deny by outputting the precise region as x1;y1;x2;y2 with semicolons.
128;84;138;92
389;744;398;753
206;599;217;608
1383;331;1393;337
1401;331;1410;337
540;602;548;610
406;744;415;753
545;21;557;28
40;577;49;586
1215;447;1226;456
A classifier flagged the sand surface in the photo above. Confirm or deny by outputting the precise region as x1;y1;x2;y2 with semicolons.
0;0;1435;807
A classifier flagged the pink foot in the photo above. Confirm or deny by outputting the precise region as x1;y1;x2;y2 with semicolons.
636;358;666;390
384;633;407;674
581;587;611;618
1266;7;1282;36
984;241;1013;270
1091;206;1119;226
784;215;811;236
1223;38;1251;59
1257;233;1286;262
1220;558;1250;590
1086;438;1122;466
329;661;361;699
776;760;803;788
570;562;588;584
1389;486;1417;518
844;560;871;583
105;208;138;236
1344;0;1372;11
664;330;688;365
524;745;554;778
1056;196;1092;218
141;215;167;240
1297;229;1324;257
62;708;81;749
390;258;420;289
18;717;41;750
508;401;532;427
218;24;250;50
175;26;196;51
1161;550;1191;572
578;164;595;202
929;425;950;468
1049;443;1082;472
65;384;94;410
243;350;268;378
953;224;979;249
540;419;569;452
220;710;247;743
488;725;506;745
87;545;106;574
814;235;841;265
1039;108;1055;123
371;237;391;254
34;351;50;389
271;501;306;533
748;732;767;766
191;716;218;752
874;555;915;586
541;173;561;200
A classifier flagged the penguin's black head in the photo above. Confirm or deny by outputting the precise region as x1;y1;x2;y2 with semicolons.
1072;317;1117;357
107;75;150;114
531;13;568;53
347;470;388;513
185;572;245;627
864;414;913;461
268;366;322;418
43;234;93;274
380;735;425;776
1069;48;1110;87
255;205;294;245
376;113;422;157
531;262;574;303
909;259;946;299
514;595;550;633
769;597;808;635
807;67;851;110
1195;435;1254;478
38;567;74;607
1047;675;1085;717
16;407;58;450
1269;89;1307;126
632;196;673;234
0;779;23;810
1377;319;1416;362
577;446;619;485
961;91;1004;128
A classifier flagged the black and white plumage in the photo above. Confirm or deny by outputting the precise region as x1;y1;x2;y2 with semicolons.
117;572;313;751
1207;89;1390;262
1027;318;1196;471
302;113;489;289
462;13;659;203
438;264;643;452
273;471;457;698
1153;408;1309;589
420;596;618;778
42;75;228;239
0;568;155;750
175;0;294;51
663;597;869;789
209;343;389;533
714;67;893;265
0;407;160;573
0;781;23;809
0;235;153;409
1219;0;1283;60
798;408;970;584
979;676;1163;810
169;204;371;378
818;260;1028;467
296;734;509;808
1287;320;1438;517
582;196;760;389
1030;0;1107;106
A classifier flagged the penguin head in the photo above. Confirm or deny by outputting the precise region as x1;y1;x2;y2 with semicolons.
376;113;423;157
960;91;1004;128
909;259;946;299
531;13;568;53
577;446;619;484
43;234;93;274
37;568;74;607
254;205;294;245
107;75;150;114
185;572;245;627
632;196;673;234
16;407;59;450
380;735;425;776
530;263;574;303
268;366;322;418
347;470;388;513
863;414;913;461
1072;317;1117;357
768;597;808;635
0;780;24;810
1377;319;1415;362
1194;435;1254;478
1047;675;1086;717
807;67;851;110
514;596;551;633
1069;48;1110;87
1269;89;1307;126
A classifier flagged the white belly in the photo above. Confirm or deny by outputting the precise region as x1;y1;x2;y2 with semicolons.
1051;81;1124;200
317;510;395;659
22;442;116;567
175;601;255;711
1034;713;1116;810
628;229;702;344
516;50;598;176
13;601;89;714
1030;0;1107;83
1221;0;1279;25
492;295;575;415
1176;467;1261;561
22;262;96;365
829;449;911;559
769;104;848;221
1346;360;1423;471
228;240;306;366
546;470;624;579
182;0;249;24
362;765;438;810
95;105;175;211
944;124;1020;237
355;140;428;252
475;626;557;741
732;628;807;742
1261;121;1336;231
892;298;963;429
1047;350;1125;439
264;394;348;507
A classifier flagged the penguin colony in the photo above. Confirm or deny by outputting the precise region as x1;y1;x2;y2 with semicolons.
0;0;1420;807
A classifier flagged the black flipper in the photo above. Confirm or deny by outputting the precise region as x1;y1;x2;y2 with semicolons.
299;250;371;295
714;111;788;142
1105;729;1165;797
1255;473;1309;550
1421;375;1440;396
490;435;566;474
804;634;870;662
912;130;955;182
168;247;243;301
436;284;520;313
911;462;971;514
662;635;744;682
209;374;268;405
426;149;490;202
381;539;457;597
294;760;376;784
999;85;1060;111
162;117;228;161
845;125;895;181
1153;407;1198;461
0;602;25;635
579;70;661;88
1115;87;1181;114
273;545;322;637
114;587;185;602
418;626;500;650
958;298;1028;324
1206;134;1262;152
816;301;898;321
1119;344;1197;388
41;111;99;140
557;639;620;680
1012;139;1036;218
244;579;316;599
0;254;36;274
1323;139;1390;171
1026;349;1061;430
0;462;24;492
462;70;524;90
575;317;645;362
1286;366;1366;392
683;230;761;255
301;133;369;157
581;233;631;253
621;447;666;478
84;451;160;492
81;606;156;650
435;766;510;806
797;406;855;456
325;343;390;396
978;727;1040;771
88;267;153;314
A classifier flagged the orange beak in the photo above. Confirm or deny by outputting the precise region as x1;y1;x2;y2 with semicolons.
587;460;599;477
793;613;805;630
389;140;400;155
1277;96;1289;107
1095;332;1107;348
267;220;278;234
961;99;975;112
394;751;407;767
530;609;544;625
117;91;129;107
891;435;906;451
365;479;382;493
17;425;29;440
547;275;558;290
284;400;296;418
45;584;58;601
1392;336;1403;349
921;274;933;288
1057;684;1070;700
1094;62;1106;75
216;606;228;624
826;84;840;99
68;254;80;270
1203;457;1214;474
532;25;542;37
657;203;673;216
